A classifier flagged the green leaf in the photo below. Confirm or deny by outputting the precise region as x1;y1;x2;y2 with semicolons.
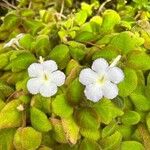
67;78;84;105
118;68;138;97
92;45;120;61
49;44;70;70
79;139;101;150
2;14;20;30
30;107;52;132
102;121;117;138
75;31;95;42
120;141;145;150
74;107;100;130
117;125;133;140
130;93;150;111
110;32;144;54
0;128;16;150
0;100;22;129
75;10;88;26
34;35;51;57
100;10;121;33
99;131;122;150
51;118;67;143
13;127;42;150
80;128;100;141
23;19;44;35
62;116;79;144
121;111;141;126
94;99;124;124
126;51;150;70
65;59;80;76
10;51;36;72
0;80;14;97
31;94;51;114
68;41;86;61
19;34;34;50
0;51;13;69
52;94;73;118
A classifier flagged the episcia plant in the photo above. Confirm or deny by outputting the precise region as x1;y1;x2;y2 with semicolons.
0;0;150;150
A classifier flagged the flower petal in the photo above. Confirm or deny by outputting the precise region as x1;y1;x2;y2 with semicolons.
27;78;42;94
51;70;66;86
79;68;98;86
42;60;58;72
92;58;109;73
28;63;43;78
102;81;118;99
40;83;57;97
107;67;124;84
84;84;103;102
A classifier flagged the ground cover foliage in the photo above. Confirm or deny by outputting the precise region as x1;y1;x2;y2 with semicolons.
0;0;150;149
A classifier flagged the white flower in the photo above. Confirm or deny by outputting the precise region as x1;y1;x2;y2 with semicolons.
79;55;124;102
3;33;24;48
27;57;66;97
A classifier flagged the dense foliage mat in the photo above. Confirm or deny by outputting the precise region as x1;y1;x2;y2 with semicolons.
0;0;150;149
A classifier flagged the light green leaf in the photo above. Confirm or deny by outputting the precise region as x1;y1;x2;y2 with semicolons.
52;94;73;118
94;99;124;124
120;141;145;150
130;93;150;111
99;131;122;150
0;100;22;129
62;116;79;144
49;44;70;70
118;68;138;97
126;50;150;70
121;111;141;126
30;107;52;132
13;127;42;150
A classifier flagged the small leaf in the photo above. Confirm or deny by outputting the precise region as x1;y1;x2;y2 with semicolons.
117;125;133;140
0;100;22;129
51;118;67;143
74;107;100;130
0;128;16;150
92;45;120;61
67;78;84;105
79;139;101;150
68;41;86;61
99;131;122;150
120;141;145;150
34;35;51;57
121;111;141;126
0;80;14;97
126;50;150;70
100;10;121;33
94;99;124;124
110;32;144;54
23;19;44;35
10;51;36;72
62;116;79;144
52;94;73;118
49;44;70;70
118;68;138;97
19;34;34;50
13;127;42;150
75;10;88;26
102;121;117;138
80;128;100;141
30;107;52;132
75;31;95;42
130;93;150;111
